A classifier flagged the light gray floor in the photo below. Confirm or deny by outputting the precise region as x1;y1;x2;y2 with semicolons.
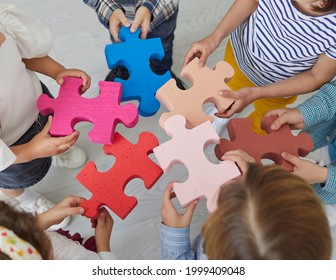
9;0;336;259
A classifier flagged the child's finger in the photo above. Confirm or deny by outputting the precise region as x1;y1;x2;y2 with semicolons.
281;152;301;167
270;114;289;131
184;200;198;219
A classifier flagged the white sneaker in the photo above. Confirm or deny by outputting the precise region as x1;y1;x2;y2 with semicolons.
205;106;231;136
52;145;86;169
15;189;71;231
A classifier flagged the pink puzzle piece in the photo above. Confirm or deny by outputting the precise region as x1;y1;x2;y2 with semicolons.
215;116;314;171
37;77;139;144
153;115;241;212
76;132;163;220
156;57;235;129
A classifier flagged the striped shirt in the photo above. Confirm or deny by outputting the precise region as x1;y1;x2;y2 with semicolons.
230;0;336;86
83;0;178;31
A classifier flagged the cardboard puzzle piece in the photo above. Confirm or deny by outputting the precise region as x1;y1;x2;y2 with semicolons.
37;77;138;144
76;132;163;220
153;115;241;212
215;116;314;171
105;26;171;117
156;57;235;129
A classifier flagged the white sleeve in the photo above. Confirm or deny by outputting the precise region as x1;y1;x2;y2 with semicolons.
98;251;117;260
0;3;53;58
0;139;16;171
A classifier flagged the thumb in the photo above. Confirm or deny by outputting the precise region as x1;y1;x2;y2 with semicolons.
41;116;52;135
67;206;85;216
271;115;288;131
184;200;199;220
281;152;301;167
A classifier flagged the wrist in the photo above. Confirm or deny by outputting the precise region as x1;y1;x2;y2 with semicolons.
317;166;328;185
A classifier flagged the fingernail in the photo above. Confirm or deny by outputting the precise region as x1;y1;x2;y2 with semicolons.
282;152;287;157
79;208;85;214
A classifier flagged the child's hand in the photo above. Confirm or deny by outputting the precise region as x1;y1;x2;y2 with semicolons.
216;87;256;118
221;150;256;174
131;6;151;39
94;208;114;253
184;34;221;67
161;184;198;228
55;69;91;93
109;9;131;42
281;152;328;184
264;108;305;131
26;116;80;160
37;196;85;230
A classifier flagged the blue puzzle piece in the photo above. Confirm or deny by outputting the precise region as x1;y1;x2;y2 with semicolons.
105;26;171;117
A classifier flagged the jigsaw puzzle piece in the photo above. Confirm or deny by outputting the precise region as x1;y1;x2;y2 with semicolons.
76;132;163;220
156;57;235;128
105;26;171;117
37;77;139;144
214;116;314;171
154;115;241;212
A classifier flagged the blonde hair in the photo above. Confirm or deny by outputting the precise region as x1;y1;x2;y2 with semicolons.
202;164;331;260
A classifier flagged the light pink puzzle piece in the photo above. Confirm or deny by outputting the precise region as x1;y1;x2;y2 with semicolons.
37;77;139;144
153;115;241;212
156;57;235;129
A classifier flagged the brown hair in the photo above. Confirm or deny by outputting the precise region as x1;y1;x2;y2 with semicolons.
0;201;52;260
202;164;332;260
313;0;336;12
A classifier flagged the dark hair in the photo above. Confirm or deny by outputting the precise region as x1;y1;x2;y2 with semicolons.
202;164;332;260
313;0;336;12
0;201;52;260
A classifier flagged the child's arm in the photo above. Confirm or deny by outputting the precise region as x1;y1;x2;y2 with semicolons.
10;116;80;164
160;184;199;260
22;56;91;92
184;0;259;66
218;55;336;118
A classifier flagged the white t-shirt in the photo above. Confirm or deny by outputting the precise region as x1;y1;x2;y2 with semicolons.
0;4;53;171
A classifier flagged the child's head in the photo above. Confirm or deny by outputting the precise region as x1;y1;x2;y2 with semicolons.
0;201;52;260
202;164;332;260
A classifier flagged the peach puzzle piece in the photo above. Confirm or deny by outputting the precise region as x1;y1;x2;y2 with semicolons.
153;115;241;212
215;116;314;171
156;57;235;129
37;77;139;144
76;132;163;220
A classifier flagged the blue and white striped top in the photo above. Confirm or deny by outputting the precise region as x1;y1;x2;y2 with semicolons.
230;0;336;86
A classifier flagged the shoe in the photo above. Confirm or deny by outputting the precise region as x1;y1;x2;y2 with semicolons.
105;65;129;81
171;71;187;90
2;189;71;231
52;145;86;169
205;106;230;135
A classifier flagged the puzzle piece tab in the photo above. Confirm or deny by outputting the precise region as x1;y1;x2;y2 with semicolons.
153;115;241;212
37;77;138;144
215;116;314;171
76;132;163;220
105;26;171;117
156;57;235;128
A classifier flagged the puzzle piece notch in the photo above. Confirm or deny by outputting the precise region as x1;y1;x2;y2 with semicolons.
214;116;314;171
105;26;171;117
156;57;235;129
76;131;163;220
37;77;139;144
153;115;241;212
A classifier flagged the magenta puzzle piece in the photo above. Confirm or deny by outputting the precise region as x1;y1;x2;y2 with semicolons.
36;77;139;144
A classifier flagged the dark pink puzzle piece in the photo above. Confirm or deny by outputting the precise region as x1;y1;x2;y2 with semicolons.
76;132;163;220
37;77;139;144
215;115;314;171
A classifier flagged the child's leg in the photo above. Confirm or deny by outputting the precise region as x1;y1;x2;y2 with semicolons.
224;40;297;134
147;8;178;74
